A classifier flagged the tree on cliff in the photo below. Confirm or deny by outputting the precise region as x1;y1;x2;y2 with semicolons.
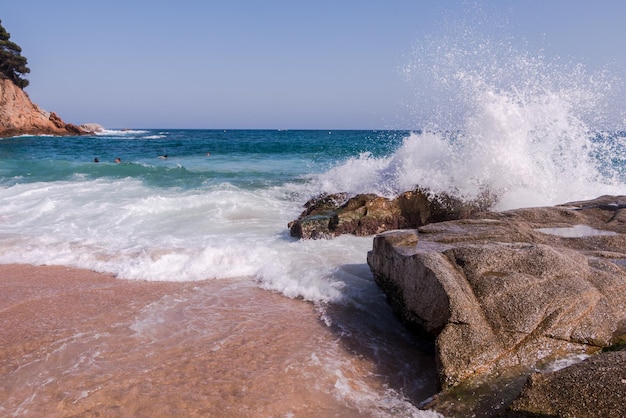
0;20;30;89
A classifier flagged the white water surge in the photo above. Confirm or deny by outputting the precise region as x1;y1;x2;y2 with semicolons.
312;32;625;210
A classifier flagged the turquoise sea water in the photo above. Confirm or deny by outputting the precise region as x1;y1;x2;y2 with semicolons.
0;130;405;188
1;126;625;286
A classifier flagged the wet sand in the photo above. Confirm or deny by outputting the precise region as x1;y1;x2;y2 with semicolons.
0;264;438;417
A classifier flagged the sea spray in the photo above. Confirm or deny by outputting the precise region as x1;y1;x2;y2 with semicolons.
311;30;626;209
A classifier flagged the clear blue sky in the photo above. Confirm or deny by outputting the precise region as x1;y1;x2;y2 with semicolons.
3;1;626;129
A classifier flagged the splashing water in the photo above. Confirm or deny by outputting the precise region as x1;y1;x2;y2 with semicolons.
313;32;626;210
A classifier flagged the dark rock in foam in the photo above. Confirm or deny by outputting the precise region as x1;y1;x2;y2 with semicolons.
288;188;492;239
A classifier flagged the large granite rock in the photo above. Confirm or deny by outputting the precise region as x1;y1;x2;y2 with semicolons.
367;195;626;391
0;78;89;137
289;188;492;239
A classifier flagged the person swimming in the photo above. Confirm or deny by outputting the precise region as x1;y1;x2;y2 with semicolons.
115;157;121;163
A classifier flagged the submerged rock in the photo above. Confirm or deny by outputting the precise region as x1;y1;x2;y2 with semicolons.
367;195;626;395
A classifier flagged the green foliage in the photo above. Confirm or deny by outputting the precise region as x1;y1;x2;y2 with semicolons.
0;20;30;89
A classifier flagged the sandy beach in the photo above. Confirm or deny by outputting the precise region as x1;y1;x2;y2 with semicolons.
0;264;343;416
0;264;437;417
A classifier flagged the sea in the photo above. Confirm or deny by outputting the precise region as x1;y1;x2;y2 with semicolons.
2;34;626;417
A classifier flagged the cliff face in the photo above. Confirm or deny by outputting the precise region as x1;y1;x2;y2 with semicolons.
0;78;88;137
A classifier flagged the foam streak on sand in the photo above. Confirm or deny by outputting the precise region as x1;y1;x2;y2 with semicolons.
0;264;440;417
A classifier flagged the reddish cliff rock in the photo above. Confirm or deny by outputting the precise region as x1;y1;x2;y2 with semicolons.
0;78;89;137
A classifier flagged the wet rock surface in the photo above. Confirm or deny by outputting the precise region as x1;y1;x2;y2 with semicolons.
506;347;626;418
289;188;491;239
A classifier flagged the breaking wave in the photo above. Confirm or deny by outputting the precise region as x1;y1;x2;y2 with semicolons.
312;31;626;210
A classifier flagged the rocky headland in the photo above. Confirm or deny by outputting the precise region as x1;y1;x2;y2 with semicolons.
290;193;626;416
0;77;91;137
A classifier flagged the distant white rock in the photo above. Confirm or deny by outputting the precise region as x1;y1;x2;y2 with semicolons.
80;123;105;133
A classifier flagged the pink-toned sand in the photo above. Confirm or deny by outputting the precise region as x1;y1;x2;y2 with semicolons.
1;264;439;417
0;264;367;417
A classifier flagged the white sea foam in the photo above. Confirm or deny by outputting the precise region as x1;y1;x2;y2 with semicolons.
0;178;374;304
96;129;149;136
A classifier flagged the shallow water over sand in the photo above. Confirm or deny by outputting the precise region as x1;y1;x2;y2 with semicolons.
0;264;440;417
